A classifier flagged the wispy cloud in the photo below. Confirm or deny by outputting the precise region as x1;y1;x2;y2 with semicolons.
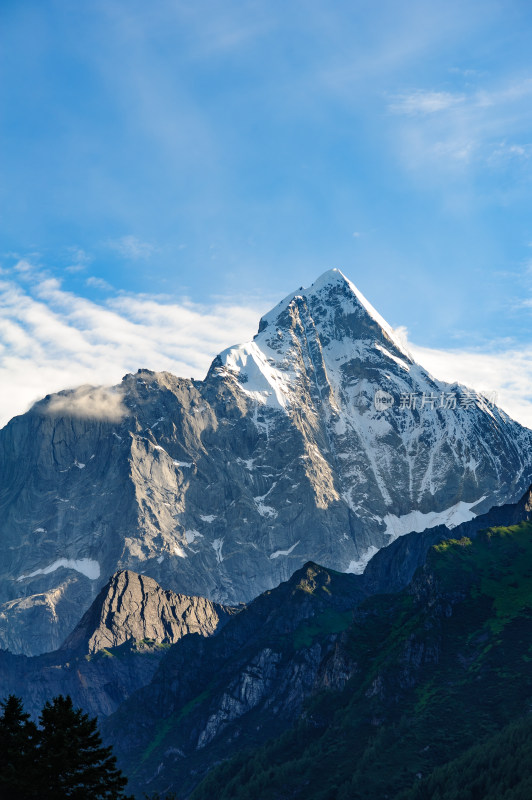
107;235;157;260
45;385;128;422
86;276;113;291
0;273;263;428
389;90;465;115
65;247;92;274
488;140;532;163
13;259;37;275
388;76;532;170
397;328;532;429
389;79;532;119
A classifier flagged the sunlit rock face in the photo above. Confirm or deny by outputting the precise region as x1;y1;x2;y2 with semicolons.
0;569;234;720
1;269;531;654
60;569;234;655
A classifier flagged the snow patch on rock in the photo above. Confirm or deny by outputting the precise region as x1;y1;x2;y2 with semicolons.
254;497;278;518
17;558;100;582
270;541;300;559
346;546;379;574
383;497;486;542
212;538;224;563
217;341;293;411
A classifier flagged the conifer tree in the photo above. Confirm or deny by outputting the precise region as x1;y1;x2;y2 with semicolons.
36;694;133;799
0;694;40;800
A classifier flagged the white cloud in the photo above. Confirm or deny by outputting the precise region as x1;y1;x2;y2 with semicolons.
388;77;532;172
65;247;92;273
45;385;128;422
1;272;531;432
13;259;36;275
399;330;532;429
0;274;263;428
489;141;532;163
107;235;156;260
389;90;465;115
86;276;113;290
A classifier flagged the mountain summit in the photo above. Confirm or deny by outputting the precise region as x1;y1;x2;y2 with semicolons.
212;269;411;413
60;569;233;655
1;269;531;654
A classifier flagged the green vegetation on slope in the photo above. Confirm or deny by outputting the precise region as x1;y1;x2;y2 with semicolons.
105;561;363;798
191;522;532;800
293;609;353;649
431;522;532;633
401;714;532;800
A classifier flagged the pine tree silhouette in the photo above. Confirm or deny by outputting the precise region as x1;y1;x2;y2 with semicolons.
0;694;133;799
0;695;40;799
37;694;133;799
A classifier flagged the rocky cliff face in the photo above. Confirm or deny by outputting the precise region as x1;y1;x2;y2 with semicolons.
102;562;361;796
182;517;532;800
5;485;530;728
104;491;532;799
0;569;233;720
61;569;235;654
362;483;532;595
1;269;531;655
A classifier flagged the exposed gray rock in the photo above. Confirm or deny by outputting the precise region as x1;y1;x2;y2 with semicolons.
1;269;531;654
0;569;234;720
0;643;166;721
197;647;284;749
316;639;357;691
102;562;360;796
363;482;532;596
61;570;235;654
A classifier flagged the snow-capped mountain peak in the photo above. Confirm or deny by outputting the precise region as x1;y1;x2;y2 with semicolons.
215;268;412;412
259;267;410;355
1;269;531;655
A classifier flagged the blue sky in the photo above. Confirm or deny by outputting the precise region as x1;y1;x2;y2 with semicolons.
2;0;532;426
